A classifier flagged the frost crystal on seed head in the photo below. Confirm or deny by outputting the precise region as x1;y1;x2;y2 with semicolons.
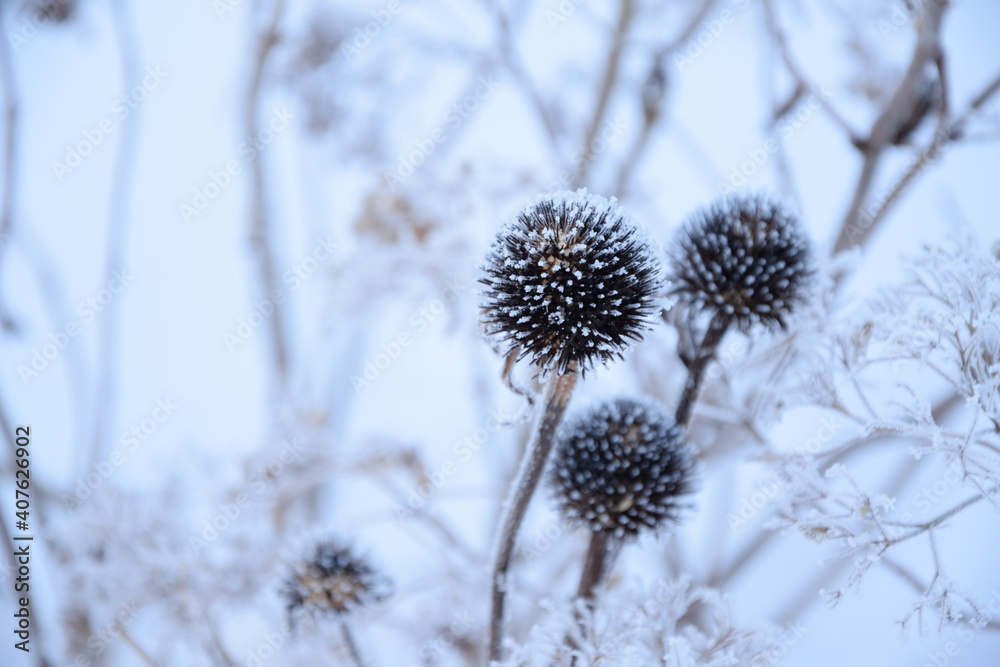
282;540;389;622
480;189;662;375
550;398;697;540
667;195;813;332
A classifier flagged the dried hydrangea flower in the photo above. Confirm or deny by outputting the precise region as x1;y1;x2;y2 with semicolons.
480;189;662;375
667;196;813;333
551;398;697;541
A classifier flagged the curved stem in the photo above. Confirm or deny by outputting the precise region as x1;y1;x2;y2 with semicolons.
674;314;730;428
246;0;290;391
488;369;578;663
89;0;141;465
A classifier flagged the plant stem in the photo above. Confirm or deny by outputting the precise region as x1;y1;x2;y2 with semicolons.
576;530;612;601
488;369;578;663
567;531;618;665
340;621;366;667
674;314;730;428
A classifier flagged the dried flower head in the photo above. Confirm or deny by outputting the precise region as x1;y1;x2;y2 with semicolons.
550;399;697;540
283;540;389;622
667;196;813;332
480;190;662;375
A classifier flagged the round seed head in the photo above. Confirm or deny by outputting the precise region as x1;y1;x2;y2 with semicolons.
282;540;389;622
550;398;697;540
667;196;813;332
480;190;662;375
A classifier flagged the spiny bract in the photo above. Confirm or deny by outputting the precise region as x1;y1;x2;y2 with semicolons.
480;190;662;375
667;196;813;332
550;398;697;540
282;540;389;622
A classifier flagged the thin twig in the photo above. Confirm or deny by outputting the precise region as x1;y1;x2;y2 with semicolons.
340;621;366;667
0;7;20;331
89;0;143;465
572;0;634;188
831;0;949;254
761;0;857;141
247;0;290;390
119;625;160;667
850;69;1000;245
614;0;723;196
492;6;562;158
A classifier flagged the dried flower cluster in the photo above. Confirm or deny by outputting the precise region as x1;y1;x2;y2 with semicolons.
667;196;813;332
283;541;389;622
480;190;662;375
550;399;697;540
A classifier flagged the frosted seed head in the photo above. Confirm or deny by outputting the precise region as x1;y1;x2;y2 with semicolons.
549;398;698;540
282;540;390;623
480;190;663;375
667;195;813;332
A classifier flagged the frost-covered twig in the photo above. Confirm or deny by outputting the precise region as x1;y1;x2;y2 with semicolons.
489;368;578;662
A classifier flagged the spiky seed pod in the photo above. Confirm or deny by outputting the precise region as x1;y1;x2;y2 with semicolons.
282;541;389;622
667;196;813;332
550;399;697;540
480;190;662;375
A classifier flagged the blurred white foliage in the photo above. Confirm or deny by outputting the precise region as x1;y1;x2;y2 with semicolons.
501;577;780;667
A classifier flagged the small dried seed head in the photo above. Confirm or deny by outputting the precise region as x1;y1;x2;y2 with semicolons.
667;196;813;332
282;541;389;622
480;190;662;375
550;399;697;540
